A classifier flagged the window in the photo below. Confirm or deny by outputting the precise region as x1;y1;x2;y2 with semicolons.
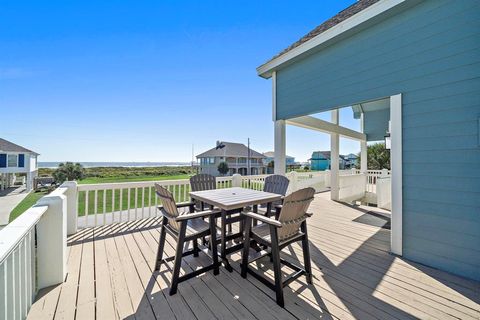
7;154;18;167
200;157;215;165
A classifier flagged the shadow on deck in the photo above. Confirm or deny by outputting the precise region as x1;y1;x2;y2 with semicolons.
28;193;480;320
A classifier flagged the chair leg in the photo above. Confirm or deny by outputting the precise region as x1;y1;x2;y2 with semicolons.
241;217;252;278
193;239;199;257
252;205;258;226
170;222;187;295
155;217;167;271
209;216;220;275
301;222;313;284
270;225;284;307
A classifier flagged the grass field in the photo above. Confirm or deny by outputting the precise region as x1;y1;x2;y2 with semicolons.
9;166;197;222
9;190;49;222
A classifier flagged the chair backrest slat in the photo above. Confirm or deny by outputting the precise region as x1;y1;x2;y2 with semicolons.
277;187;315;240
190;174;216;191
155;184;181;231
263;174;289;196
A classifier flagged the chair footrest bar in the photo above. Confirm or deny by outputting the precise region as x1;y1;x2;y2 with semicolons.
178;263;219;283
246;267;276;291
279;258;303;272
282;269;305;288
161;248;198;263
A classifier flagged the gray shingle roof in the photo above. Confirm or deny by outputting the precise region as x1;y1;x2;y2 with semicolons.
262;151;294;159
259;0;381;68
0;138;38;154
197;142;265;159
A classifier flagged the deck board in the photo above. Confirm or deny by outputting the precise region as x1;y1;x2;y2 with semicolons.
28;192;480;319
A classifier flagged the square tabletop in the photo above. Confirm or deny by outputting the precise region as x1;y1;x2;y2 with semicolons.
189;187;282;211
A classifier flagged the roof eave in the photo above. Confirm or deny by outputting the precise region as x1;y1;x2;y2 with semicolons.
256;0;406;79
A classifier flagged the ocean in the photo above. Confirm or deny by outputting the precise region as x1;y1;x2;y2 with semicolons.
38;162;191;168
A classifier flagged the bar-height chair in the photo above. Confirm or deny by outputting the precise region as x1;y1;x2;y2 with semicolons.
154;184;220;295
241;187;315;307
253;174;290;220
189;174;216;211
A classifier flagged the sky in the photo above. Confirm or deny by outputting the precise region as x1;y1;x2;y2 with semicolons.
0;0;361;163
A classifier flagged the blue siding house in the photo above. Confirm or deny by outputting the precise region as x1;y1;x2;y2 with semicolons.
310;151;349;171
258;0;480;281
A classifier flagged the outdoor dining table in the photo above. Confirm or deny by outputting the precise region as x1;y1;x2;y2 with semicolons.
189;187;283;272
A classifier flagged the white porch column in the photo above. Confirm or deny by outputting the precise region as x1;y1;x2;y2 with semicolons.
360;112;368;174
330;110;340;200
390;93;403;256
274;120;286;175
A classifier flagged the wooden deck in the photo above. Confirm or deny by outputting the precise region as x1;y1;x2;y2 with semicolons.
27;192;480;320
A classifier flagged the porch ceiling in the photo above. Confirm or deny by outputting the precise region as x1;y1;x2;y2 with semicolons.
352;98;390;142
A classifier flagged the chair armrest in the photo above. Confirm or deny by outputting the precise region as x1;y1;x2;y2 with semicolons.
242;211;282;227
175;201;195;208
175;209;221;221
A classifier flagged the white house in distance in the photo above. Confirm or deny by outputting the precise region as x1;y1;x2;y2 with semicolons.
0;138;39;191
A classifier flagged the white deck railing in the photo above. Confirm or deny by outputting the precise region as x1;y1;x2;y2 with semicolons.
0;183;75;320
74;172;331;229
1;169;389;318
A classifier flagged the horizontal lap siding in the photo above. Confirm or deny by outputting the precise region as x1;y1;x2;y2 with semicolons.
276;0;480;280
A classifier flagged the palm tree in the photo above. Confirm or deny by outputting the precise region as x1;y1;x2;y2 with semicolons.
357;143;390;170
53;162;85;183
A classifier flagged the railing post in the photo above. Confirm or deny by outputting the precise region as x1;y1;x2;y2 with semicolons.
62;181;78;236
286;171;298;193
381;169;389;177
35;193;67;290
324;170;331;188
232;174;242;188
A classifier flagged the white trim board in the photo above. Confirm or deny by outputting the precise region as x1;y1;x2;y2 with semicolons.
390;93;403;256
257;0;406;78
286;115;366;141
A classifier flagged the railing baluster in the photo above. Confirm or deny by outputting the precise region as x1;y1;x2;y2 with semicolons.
103;189;107;225
85;190;89;226
13;249;20;319
20;239;27;319
141;187;145;219
112;189;115;223
183;183;187;202
0;259;6;319
127;188;131;221
134;188;138;221
148;186;152;217
94;190;98;227
26;231;33;310
119;189;123;223
6;255;14;320
154;190;158;216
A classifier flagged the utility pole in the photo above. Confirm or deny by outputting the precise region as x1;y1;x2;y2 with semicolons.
247;138;251;176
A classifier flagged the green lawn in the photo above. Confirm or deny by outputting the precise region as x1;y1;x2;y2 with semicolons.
9;190;49;222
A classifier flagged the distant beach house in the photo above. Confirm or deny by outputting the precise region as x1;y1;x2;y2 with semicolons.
262;151;295;174
196;141;265;176
0;138;39;191
309;151;353;171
